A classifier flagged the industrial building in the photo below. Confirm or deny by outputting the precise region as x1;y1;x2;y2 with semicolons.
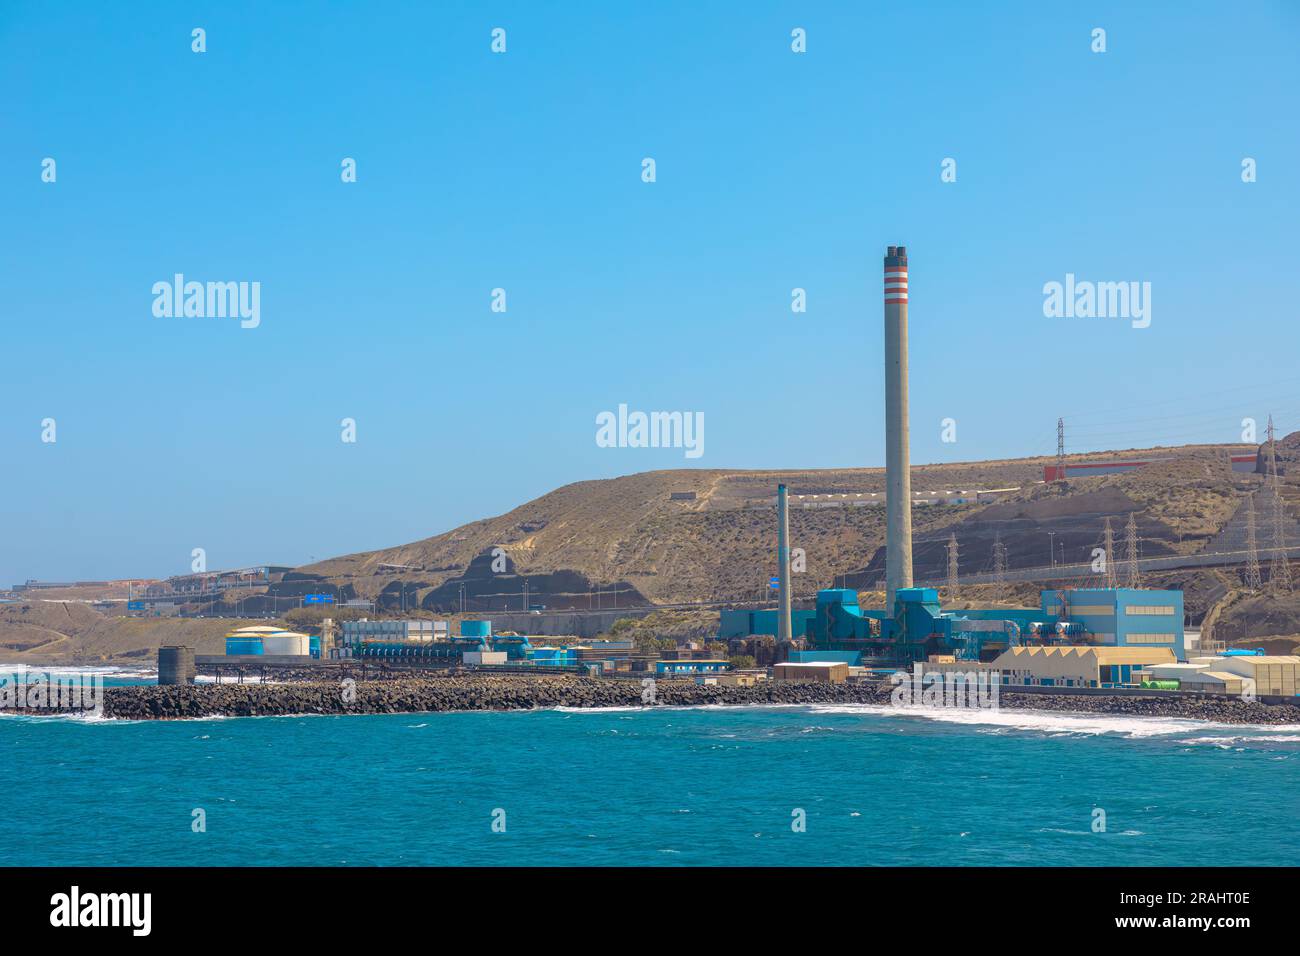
1041;589;1184;657
1213;654;1300;696
336;619;632;672
719;608;817;640
768;585;1187;667
922;646;1177;689
341;619;439;644
773;661;849;684
727;244;1196;679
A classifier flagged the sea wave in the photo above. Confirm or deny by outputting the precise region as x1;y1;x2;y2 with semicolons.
802;702;1300;740
1;664;157;680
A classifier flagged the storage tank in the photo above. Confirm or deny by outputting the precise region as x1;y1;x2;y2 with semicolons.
260;631;311;655
461;620;492;638
225;637;265;656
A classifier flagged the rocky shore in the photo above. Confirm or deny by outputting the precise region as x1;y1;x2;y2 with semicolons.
6;673;1299;724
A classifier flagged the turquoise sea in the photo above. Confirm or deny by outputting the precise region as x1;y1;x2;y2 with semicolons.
2;698;1296;866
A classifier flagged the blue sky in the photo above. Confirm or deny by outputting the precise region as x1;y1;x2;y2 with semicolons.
2;1;1298;584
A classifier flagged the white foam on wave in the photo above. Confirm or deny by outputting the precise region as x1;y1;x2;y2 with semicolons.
551;702;809;715
0;708;114;724
1;663;157;680
803;702;1300;740
1178;734;1300;745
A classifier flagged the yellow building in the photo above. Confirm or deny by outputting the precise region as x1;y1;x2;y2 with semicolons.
990;646;1176;688
773;662;849;684
922;646;1176;688
1215;656;1300;697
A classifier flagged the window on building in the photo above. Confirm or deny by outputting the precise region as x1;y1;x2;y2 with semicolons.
1126;633;1174;644
1125;605;1177;616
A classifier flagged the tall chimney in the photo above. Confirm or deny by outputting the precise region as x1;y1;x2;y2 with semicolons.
777;483;792;643
884;245;913;606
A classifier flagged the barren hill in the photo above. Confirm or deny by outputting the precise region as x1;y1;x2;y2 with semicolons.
287;440;1289;616
0;602;266;665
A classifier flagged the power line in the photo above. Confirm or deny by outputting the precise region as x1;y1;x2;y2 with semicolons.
991;533;1007;594
1055;418;1066;483
1103;517;1117;590
1244;492;1262;590
1123;512;1142;589
946;533;960;600
1267;415;1293;592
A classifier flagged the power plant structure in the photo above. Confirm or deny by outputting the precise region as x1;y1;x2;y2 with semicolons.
751;244;1189;667
776;483;793;645
883;245;913;606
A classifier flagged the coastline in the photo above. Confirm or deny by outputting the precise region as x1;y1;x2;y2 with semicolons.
5;673;1299;725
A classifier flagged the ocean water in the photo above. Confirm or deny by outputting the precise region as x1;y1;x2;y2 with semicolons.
1;703;1296;866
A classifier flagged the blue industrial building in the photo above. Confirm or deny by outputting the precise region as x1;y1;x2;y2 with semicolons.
1039;588;1184;658
761;585;1186;665
719;608;818;640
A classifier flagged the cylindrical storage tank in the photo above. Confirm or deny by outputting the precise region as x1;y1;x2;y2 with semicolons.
158;646;196;685
261;631;310;656
461;620;492;638
225;637;265;656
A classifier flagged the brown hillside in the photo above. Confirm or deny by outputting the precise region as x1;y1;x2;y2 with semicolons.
293;442;1274;613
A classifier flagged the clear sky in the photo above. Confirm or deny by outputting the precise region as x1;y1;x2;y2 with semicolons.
2;1;1298;585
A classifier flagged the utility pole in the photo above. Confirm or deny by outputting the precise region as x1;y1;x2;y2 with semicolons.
1056;418;1066;483
1244;492;1262;590
1267;415;1293;592
1102;517;1118;590
1124;512;1142;589
1048;532;1056;570
945;533;960;601
992;532;1007;592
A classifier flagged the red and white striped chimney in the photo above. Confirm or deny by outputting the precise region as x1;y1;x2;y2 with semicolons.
884;245;913;606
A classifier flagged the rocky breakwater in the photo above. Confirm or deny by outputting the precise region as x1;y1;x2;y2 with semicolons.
995;690;1300;724
92;675;893;719
5;674;1298;724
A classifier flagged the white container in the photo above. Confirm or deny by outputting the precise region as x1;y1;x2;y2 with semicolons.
261;632;311;656
463;651;507;666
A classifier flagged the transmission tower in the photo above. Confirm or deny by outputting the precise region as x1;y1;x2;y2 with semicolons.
992;533;1008;593
1055;418;1066;483
946;533;960;601
1244;491;1263;590
1267;416;1293;592
1123;512;1142;589
1102;517;1118;590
